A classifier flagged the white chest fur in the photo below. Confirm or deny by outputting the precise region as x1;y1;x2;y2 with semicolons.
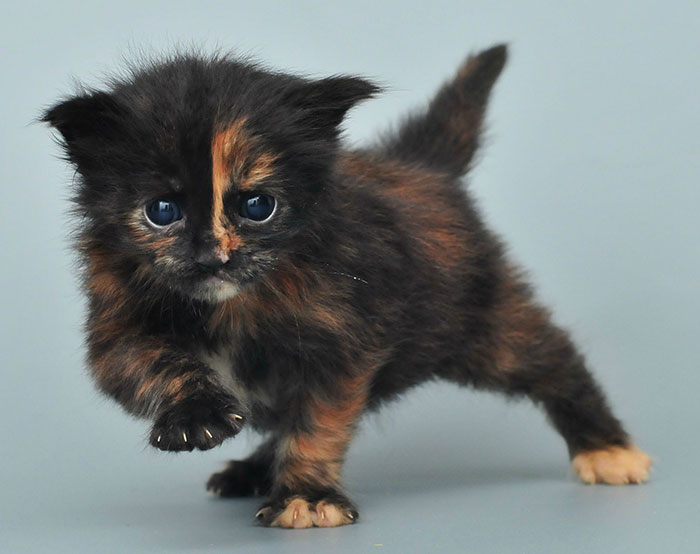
197;348;275;413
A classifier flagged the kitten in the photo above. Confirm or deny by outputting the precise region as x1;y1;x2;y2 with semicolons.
44;44;651;529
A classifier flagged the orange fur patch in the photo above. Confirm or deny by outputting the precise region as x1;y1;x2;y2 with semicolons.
211;119;277;253
572;445;652;485
211;122;246;255
277;368;379;490
245;151;277;188
85;248;130;322
339;152;468;269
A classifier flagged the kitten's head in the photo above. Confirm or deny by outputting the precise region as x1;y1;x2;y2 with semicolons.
43;54;378;302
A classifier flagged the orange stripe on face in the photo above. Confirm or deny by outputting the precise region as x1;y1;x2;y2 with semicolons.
211;120;248;253
211;119;278;253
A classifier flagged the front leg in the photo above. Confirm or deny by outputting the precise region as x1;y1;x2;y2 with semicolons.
87;317;245;452
255;372;371;529
83;250;246;451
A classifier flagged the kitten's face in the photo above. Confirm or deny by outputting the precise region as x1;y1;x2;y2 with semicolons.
126;137;281;302
113;114;303;303
44;56;378;302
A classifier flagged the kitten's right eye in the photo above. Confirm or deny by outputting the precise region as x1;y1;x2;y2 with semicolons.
145;199;182;227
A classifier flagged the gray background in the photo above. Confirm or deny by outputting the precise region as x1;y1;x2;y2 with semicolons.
2;1;698;552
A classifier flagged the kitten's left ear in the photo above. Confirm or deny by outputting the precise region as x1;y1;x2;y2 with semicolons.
285;76;381;137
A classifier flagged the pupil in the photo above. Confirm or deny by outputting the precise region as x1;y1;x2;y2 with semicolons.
243;194;275;221
146;199;180;226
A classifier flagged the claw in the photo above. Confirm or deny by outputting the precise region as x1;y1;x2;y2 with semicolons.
204;428;213;439
156;435;161;443
182;431;188;443
231;414;243;422
256;509;265;519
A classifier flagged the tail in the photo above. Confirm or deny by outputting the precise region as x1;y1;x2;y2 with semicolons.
380;44;507;178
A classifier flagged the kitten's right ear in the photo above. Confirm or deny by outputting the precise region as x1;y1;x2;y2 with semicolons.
42;91;123;147
283;76;382;140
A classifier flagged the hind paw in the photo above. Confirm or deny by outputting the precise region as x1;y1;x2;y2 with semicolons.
207;460;271;497
572;445;652;485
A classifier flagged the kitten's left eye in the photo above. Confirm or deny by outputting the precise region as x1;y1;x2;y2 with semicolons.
145;199;182;227
239;194;276;222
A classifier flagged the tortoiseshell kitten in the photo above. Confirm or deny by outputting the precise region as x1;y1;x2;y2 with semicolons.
44;45;651;529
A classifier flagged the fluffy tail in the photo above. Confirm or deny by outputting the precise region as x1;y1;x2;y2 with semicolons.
381;44;507;178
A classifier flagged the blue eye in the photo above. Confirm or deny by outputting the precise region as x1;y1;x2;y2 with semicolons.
145;199;182;226
240;194;276;222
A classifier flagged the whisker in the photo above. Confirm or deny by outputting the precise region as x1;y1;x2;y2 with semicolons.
327;271;369;285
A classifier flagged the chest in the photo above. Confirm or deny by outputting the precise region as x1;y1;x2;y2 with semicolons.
197;346;282;430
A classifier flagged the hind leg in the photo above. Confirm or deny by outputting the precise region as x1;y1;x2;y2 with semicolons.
446;271;651;484
207;435;276;497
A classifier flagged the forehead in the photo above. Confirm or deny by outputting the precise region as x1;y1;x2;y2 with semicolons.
211;118;278;193
112;59;287;203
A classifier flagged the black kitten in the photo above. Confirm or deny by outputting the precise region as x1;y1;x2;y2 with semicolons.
43;45;651;529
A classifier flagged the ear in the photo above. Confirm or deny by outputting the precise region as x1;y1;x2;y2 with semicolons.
284;76;381;136
42;91;123;147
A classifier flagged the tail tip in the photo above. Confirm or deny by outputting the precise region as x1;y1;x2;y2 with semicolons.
462;43;508;82
482;43;509;62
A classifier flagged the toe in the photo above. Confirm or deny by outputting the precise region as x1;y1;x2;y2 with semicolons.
270;498;314;529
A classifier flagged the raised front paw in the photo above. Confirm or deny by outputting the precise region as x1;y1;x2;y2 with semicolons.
256;493;358;529
149;392;245;452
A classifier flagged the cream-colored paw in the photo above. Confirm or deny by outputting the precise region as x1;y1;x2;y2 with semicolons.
269;498;315;529
257;496;356;529
572;445;652;485
311;501;355;528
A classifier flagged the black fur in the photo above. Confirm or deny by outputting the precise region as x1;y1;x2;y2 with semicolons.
43;44;647;529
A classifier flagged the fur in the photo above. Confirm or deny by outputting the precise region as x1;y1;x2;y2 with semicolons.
43;44;650;529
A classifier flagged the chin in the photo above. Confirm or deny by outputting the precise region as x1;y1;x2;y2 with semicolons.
192;279;241;303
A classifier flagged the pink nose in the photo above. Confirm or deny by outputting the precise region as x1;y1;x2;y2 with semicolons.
195;249;229;271
215;250;230;264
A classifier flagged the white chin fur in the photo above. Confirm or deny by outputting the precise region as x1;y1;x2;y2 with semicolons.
193;280;240;302
211;281;240;302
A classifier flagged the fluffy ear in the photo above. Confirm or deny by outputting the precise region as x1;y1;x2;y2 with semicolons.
284;76;381;136
42;91;123;147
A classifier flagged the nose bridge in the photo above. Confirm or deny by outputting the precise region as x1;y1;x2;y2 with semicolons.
211;205;244;255
194;220;234;257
